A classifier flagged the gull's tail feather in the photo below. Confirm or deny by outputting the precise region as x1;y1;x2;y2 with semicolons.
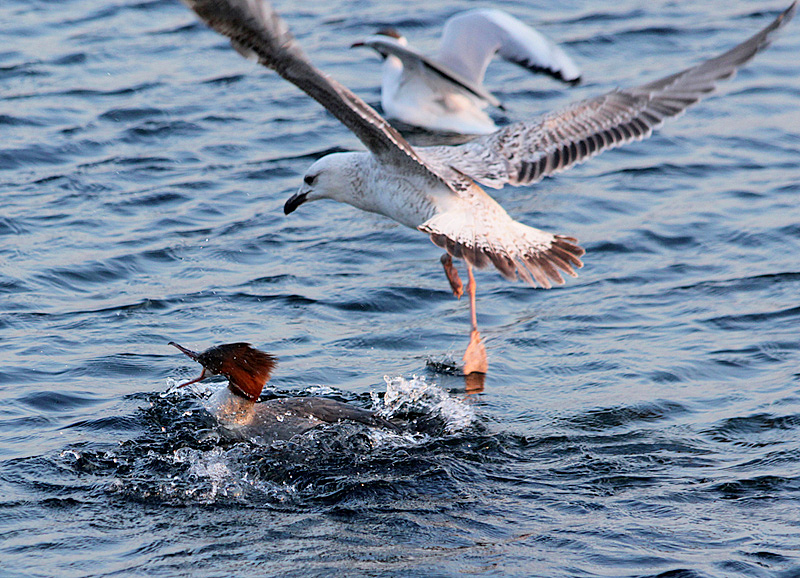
420;213;584;289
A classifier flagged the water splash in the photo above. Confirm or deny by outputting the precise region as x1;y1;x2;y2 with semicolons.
174;446;235;500
375;375;475;434
66;375;481;507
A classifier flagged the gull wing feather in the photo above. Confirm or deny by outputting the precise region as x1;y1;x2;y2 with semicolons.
182;0;452;187
437;9;581;85
422;2;796;190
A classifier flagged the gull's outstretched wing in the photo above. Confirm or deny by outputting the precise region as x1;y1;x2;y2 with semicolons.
422;2;796;190
437;9;581;86
182;0;452;187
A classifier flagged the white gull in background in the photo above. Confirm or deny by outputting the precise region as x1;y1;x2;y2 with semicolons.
352;9;581;134
181;0;795;376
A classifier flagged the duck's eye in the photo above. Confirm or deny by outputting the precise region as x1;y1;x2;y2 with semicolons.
304;174;317;186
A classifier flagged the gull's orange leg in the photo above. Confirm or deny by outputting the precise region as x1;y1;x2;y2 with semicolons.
462;263;488;375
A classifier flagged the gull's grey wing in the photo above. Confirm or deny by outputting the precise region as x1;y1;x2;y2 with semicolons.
353;35;502;107
422;2;796;190
182;0;452;187
437;9;581;85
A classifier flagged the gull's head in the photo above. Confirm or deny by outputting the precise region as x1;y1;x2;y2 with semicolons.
284;153;361;215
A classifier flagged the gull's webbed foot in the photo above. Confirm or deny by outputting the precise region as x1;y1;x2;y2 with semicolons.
463;329;488;375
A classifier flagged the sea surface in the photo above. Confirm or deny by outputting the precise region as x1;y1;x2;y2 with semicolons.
2;0;800;576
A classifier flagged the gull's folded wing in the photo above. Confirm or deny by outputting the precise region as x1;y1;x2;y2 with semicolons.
354;35;502;107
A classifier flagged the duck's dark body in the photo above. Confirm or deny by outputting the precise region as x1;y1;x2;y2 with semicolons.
208;388;400;443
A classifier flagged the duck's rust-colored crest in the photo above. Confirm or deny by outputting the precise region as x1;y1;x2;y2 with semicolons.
170;342;277;401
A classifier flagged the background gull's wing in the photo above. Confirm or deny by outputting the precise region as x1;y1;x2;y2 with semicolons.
421;2;796;190
437;9;581;86
182;0;453;187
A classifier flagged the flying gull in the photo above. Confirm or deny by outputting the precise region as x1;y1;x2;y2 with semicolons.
181;0;796;376
352;8;581;135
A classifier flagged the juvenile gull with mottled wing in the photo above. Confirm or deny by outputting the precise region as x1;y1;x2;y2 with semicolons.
181;0;795;375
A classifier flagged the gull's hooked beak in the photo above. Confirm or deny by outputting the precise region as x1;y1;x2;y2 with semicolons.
169;341;206;388
350;41;364;48
284;191;308;215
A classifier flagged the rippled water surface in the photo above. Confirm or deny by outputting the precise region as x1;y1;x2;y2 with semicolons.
2;0;800;576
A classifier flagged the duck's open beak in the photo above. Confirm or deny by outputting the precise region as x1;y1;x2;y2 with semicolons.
169;341;205;387
169;341;198;360
176;368;206;388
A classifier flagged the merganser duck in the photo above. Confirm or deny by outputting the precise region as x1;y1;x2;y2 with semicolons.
352;9;581;134
169;342;400;443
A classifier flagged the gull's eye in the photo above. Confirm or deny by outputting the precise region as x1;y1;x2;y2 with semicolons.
304;174;317;186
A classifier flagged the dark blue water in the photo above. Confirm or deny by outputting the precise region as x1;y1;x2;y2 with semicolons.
2;0;800;576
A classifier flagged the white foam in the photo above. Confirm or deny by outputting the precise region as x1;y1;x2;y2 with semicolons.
375;375;475;434
170;445;299;503
160;377;217;400
304;385;339;396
